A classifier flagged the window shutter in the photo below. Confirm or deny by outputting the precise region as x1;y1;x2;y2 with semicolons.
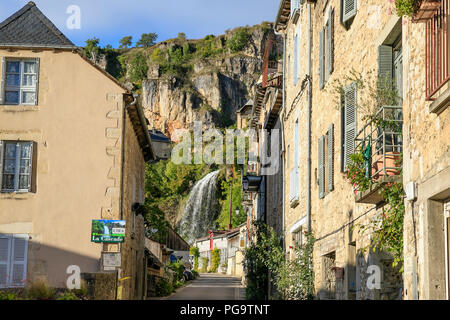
378;45;393;87
344;83;357;169
0;141;3;191
31;141;37;193
343;0;357;23
319;27;325;90
0;235;12;288
34;58;40;106
11;235;28;287
328;8;335;77
0;57;5;105
294;34;298;85
328;124;334;192
318;136;325;199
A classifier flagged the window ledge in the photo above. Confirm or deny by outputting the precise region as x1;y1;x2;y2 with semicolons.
429;87;450;115
0;105;39;112
0;191;34;200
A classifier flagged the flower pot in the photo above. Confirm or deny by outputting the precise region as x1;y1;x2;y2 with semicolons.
371;151;401;180
412;0;441;23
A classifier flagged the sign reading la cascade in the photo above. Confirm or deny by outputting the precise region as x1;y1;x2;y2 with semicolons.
91;220;126;243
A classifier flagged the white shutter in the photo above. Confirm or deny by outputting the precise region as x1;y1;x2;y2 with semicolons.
0;235;12;288
11;234;28;287
294;34;298;85
0;141;3;191
34;58;40;106
344;83;357;169
0;57;5;105
378;45;393;89
343;0;357;23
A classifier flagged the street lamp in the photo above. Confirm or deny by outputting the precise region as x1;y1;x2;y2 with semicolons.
235;206;240;216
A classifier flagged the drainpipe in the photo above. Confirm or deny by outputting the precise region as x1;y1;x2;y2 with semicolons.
306;3;312;233
274;26;286;250
120;93;138;220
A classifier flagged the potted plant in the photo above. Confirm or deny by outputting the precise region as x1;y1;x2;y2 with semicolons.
395;0;441;22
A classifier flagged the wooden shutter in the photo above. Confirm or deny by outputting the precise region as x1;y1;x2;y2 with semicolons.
0;235;12;288
328;8;335;77
378;45;393;88
0;57;5;105
31;141;37;193
0;141;3;191
328;124;334;192
11;235;28;287
319;27;325;90
343;0;357;23
318;136;325;199
344;83;357;169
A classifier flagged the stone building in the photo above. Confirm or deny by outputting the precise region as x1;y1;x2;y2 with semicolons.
272;0;418;299
0;2;155;300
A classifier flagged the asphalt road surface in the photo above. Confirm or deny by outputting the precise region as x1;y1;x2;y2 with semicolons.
165;273;246;300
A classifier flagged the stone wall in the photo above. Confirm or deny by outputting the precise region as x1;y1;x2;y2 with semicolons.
279;0;404;300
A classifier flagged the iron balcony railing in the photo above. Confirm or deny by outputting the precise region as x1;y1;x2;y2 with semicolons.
426;0;450;100
354;105;403;181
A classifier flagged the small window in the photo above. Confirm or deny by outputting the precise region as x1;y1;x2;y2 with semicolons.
293;228;304;246
1;59;39;106
320;8;335;89
0;141;34;193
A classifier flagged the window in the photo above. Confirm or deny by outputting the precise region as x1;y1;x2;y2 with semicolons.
0;141;35;193
290;120;300;204
378;35;403;102
319;7;335;89
1;58;39;105
0;234;28;288
293;227;304;246
291;0;301;18
293;23;301;85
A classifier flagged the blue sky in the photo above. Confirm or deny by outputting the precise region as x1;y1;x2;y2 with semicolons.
0;0;279;47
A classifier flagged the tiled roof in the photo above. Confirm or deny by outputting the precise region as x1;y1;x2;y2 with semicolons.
0;2;75;48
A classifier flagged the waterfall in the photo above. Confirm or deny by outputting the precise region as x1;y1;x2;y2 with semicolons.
179;170;220;245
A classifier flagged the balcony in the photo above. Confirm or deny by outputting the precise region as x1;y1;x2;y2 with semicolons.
354;105;403;204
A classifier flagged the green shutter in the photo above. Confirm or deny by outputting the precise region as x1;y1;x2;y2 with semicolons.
328;124;334;192
319;27;325;90
378;45;393;89
319;136;325;199
328;8;334;77
344;83;357;169
343;0;357;23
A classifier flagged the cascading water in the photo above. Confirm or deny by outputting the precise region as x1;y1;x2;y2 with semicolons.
179;170;220;245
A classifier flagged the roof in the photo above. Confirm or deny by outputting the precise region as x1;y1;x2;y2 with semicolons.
0;2;76;49
149;129;172;143
275;0;291;32
236;99;254;114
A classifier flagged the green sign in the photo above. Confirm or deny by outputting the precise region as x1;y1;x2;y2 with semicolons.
91;220;126;243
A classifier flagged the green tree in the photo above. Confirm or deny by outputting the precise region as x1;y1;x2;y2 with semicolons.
177;32;186;41
137;33;158;48
83;37;100;59
211;247;221;272
128;51;148;84
119;36;133;49
227;28;250;53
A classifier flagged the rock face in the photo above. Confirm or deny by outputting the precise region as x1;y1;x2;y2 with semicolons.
140;25;279;138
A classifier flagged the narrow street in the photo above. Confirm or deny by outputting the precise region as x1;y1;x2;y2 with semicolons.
165;274;246;300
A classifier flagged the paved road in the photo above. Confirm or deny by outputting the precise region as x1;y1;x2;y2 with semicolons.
165;273;246;300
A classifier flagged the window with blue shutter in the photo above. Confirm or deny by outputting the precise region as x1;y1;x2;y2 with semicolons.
294;34;299;85
327;8;335;77
319;27;325;90
328;124;334;192
318;136;325;199
0;234;28;288
343;83;357;169
342;0;357;24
